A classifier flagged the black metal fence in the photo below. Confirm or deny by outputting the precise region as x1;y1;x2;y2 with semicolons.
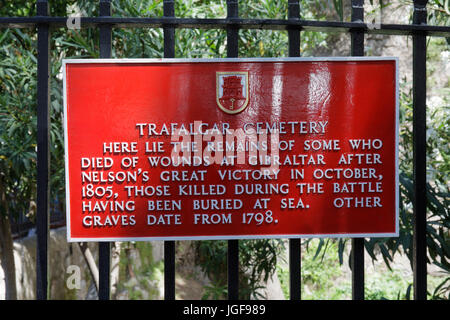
1;0;449;301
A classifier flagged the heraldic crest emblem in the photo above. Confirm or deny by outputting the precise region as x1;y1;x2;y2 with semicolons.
216;71;249;114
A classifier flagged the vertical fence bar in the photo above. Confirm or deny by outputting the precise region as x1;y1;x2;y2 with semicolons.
163;0;176;301
226;0;239;58
412;0;428;301
350;0;365;301
350;240;365;301
288;239;301;300
36;0;50;300
164;0;175;58
226;0;239;301
227;240;239;300
287;0;301;301
98;0;112;301
163;242;176;300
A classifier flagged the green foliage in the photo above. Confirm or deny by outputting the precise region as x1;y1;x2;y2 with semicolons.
0;29;50;220
0;1;88;219
427;0;450;27
430;277;450;300
301;239;350;300
365;269;412;300
201;283;228;300
278;239;419;300
118;242;164;299
195;239;285;299
0;0;36;16
0;29;37;217
396;0;450;26
367;60;449;296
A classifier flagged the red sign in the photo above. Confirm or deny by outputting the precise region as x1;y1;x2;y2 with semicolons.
64;58;398;241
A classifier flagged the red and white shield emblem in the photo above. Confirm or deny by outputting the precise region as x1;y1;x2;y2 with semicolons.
216;72;249;114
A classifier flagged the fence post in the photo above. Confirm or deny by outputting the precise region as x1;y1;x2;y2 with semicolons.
412;0;428;301
163;0;176;301
287;0;301;301
36;0;50;301
98;0;112;301
226;0;240;301
350;0;365;301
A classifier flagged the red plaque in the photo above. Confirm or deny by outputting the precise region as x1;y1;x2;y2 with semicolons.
64;58;398;241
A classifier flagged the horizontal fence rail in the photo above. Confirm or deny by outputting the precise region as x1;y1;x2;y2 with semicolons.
1;17;450;37
1;0;449;301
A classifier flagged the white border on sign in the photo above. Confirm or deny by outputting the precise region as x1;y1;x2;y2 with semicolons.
62;57;400;242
